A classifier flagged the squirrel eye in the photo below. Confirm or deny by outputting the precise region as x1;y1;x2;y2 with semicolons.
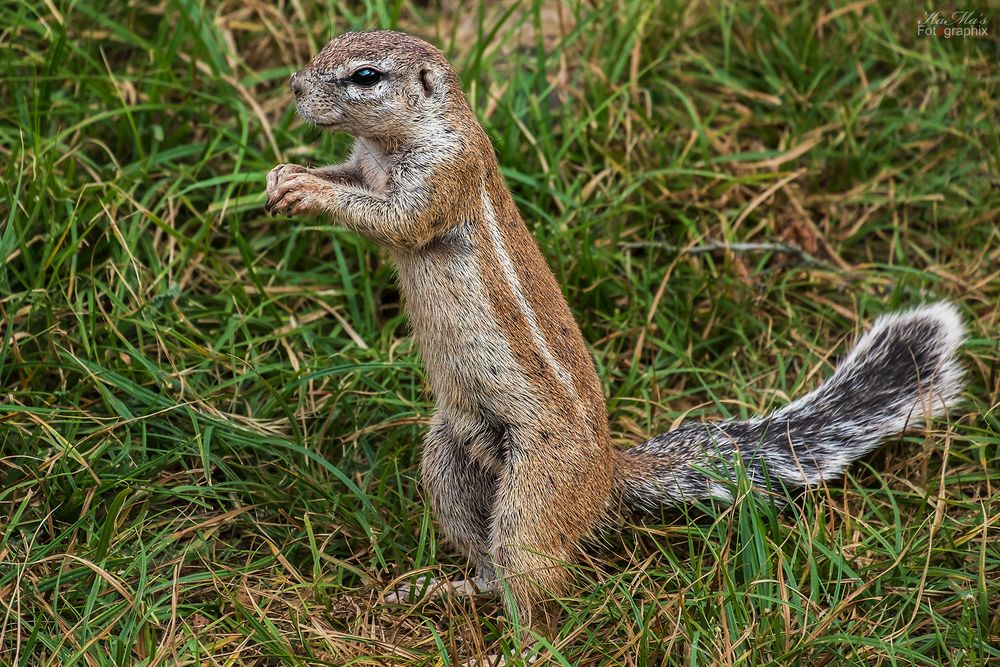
349;68;382;86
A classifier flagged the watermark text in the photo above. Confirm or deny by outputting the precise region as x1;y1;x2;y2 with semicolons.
917;10;990;38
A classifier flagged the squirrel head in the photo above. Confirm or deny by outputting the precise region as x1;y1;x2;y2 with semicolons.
290;30;463;147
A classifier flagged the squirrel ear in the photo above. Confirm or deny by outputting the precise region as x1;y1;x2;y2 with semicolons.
419;68;438;98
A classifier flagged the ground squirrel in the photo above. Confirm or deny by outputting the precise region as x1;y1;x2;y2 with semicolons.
265;30;965;628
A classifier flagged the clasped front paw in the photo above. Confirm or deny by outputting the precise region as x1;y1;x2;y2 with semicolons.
264;164;329;217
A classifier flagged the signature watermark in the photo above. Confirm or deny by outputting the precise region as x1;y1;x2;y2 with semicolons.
917;10;990;38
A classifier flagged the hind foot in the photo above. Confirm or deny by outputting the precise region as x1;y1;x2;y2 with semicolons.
382;572;499;604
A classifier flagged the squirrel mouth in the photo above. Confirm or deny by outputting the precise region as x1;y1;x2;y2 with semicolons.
295;105;340;129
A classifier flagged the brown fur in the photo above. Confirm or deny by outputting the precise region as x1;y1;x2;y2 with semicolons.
265;30;619;628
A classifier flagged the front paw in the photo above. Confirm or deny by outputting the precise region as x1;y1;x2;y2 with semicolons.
265;163;307;211
265;166;330;217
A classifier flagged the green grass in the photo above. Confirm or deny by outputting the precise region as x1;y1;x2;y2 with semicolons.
2;0;998;664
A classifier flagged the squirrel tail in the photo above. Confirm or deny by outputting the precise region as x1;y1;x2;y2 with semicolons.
615;302;965;510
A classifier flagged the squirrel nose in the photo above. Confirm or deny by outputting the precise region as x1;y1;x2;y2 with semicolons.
289;72;305;97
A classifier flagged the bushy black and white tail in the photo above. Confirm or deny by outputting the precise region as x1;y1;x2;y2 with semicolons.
616;303;965;509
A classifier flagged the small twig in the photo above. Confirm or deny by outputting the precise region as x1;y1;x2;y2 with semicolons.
620;240;838;270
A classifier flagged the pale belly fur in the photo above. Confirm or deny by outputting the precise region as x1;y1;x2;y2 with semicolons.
393;245;541;432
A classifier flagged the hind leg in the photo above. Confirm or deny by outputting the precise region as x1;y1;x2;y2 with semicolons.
489;428;615;629
385;415;499;602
